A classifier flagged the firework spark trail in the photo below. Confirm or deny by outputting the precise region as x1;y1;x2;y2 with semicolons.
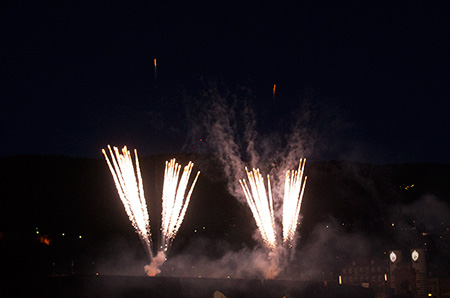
103;146;201;276
282;159;307;246
102;145;153;260
240;160;307;252
240;168;277;250
161;159;200;253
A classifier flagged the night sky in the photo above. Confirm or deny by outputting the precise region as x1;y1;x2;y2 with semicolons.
2;2;450;163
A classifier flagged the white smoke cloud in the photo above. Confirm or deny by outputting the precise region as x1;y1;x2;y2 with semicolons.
145;251;166;277
186;83;313;208
401;194;450;231
389;194;450;246
155;237;289;279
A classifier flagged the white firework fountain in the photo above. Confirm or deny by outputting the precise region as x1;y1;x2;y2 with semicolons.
102;145;200;276
239;159;307;278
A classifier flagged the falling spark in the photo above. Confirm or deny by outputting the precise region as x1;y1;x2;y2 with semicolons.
154;58;157;79
161;159;200;253
102;145;152;260
282;158;307;246
240;167;277;250
273;84;276;99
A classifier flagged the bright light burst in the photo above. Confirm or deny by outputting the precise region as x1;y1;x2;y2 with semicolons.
240;167;277;250
102;145;152;259
161;158;200;252
239;159;307;251
282;158;307;246
103;145;200;272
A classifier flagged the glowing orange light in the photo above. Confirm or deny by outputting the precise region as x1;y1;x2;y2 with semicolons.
39;235;51;245
273;84;276;99
154;58;157;79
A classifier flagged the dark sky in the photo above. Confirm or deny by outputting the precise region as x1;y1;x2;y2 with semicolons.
2;2;450;163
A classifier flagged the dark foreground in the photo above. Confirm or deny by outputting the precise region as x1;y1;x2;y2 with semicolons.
1;275;374;298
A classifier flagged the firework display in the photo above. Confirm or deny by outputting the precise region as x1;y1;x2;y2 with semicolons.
282;158;307;246
161;158;200;252
240;159;307;250
103;145;200;274
103;144;306;277
240;168;277;250
102;145;153;259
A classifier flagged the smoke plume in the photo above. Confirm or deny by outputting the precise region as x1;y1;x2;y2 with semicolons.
186;83;314;210
145;251;166;276
155;237;289;279
182;83;320;277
